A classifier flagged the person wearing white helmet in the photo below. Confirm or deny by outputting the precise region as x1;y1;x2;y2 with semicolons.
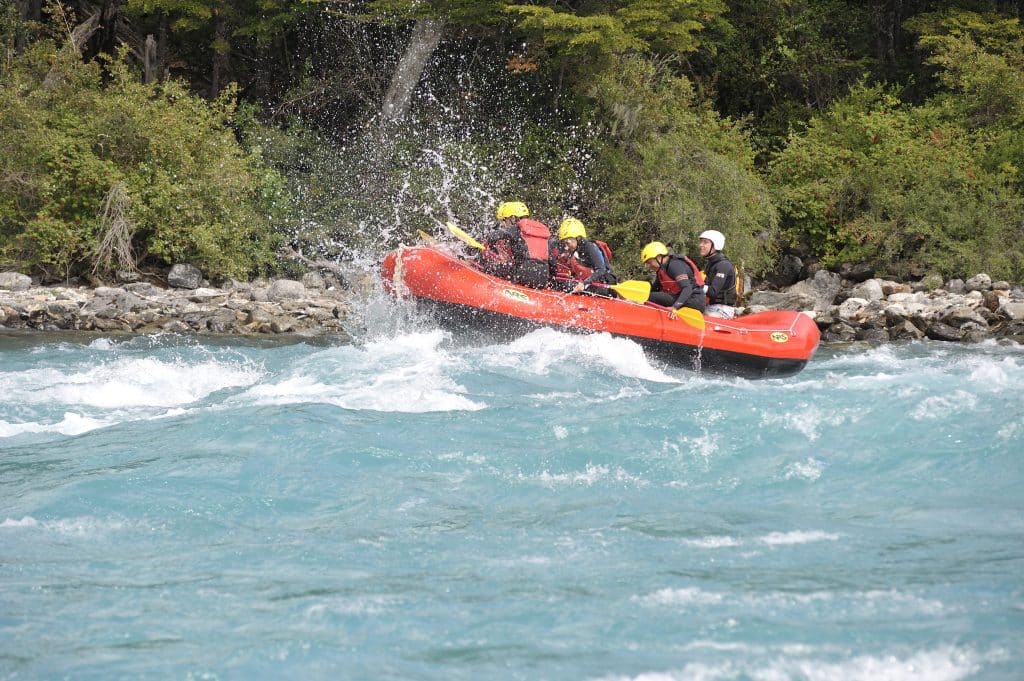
698;229;737;319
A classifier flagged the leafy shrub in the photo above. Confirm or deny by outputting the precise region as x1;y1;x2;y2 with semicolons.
0;38;284;282
768;11;1024;282
584;55;778;277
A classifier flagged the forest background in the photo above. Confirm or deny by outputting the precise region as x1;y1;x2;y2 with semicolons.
1;0;1022;286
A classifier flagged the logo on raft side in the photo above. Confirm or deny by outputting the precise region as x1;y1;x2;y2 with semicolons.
770;332;790;343
502;289;533;303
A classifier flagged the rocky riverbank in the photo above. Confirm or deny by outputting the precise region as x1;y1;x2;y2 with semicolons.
744;270;1024;344
2;266;1023;346
0;267;353;342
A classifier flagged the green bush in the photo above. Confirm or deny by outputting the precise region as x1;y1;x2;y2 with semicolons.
584;55;778;278
0;39;284;282
769;32;1024;282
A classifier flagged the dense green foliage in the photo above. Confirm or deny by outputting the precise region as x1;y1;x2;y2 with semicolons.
0;36;283;281
770;11;1024;280
1;1;1022;283
586;55;776;277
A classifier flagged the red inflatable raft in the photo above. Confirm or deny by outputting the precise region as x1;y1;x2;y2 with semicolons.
381;245;820;378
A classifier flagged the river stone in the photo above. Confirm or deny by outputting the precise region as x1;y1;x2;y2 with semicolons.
849;278;884;302
1000;301;1024;320
946;279;965;294
824;321;857;342
837;297;870;321
943;306;988;328
302;271;326;290
161;319;190;333
889;320;925;340
168;263;203;289
189;287;227;302
856;327;890;343
0;272;32;291
267;279;306;301
784;270;842;312
746;290;816;311
926;322;965;342
124;282;164;297
965;273;992;292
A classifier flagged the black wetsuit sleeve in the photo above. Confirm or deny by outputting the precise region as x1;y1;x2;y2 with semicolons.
579;240;609;285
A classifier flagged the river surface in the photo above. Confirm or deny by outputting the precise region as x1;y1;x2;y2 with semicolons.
1;315;1022;680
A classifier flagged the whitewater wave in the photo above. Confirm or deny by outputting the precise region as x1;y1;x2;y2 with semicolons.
591;644;1004;681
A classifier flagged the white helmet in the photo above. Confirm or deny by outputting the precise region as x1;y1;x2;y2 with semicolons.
699;229;725;251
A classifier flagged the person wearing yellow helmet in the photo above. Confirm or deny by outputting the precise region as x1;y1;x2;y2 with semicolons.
698;229;737;319
641;241;706;318
549;217;617;295
479;201;552;288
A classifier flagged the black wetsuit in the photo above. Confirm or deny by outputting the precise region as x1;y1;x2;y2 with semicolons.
703;252;737;305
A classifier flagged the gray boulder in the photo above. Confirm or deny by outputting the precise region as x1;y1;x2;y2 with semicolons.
0;272;32;291
999;300;1024;321
168;264;203;289
267;279;306;301
302;271;326;290
849;278;885;302
746;290;816;311
784;270;842;312
965;273;992;292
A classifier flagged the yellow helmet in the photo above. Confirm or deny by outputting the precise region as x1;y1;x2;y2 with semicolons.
495;201;530;220
640;241;669;263
558;217;587;240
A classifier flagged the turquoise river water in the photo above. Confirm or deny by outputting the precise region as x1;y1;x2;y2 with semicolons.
1;307;1022;680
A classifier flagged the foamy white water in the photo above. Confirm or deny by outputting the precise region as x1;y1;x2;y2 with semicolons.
1;332;1022;680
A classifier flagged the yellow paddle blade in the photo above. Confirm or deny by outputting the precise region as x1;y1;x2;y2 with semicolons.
608;280;651;303
446;222;485;250
675;307;706;330
417;229;438;245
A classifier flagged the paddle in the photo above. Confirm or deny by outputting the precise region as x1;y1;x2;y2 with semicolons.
417;229;437;245
446;222;484;250
589;279;651;304
671;306;706;330
602;280;704;328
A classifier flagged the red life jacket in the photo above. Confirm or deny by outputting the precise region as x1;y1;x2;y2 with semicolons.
517;218;551;262
656;255;704;294
593;239;613;267
551;247;592;280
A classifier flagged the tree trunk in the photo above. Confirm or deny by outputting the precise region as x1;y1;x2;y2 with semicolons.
42;12;99;90
379;18;444;125
142;34;157;84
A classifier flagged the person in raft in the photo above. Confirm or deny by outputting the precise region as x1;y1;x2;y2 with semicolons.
549;218;617;296
479;201;552;288
698;229;738;319
641;241;706;319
